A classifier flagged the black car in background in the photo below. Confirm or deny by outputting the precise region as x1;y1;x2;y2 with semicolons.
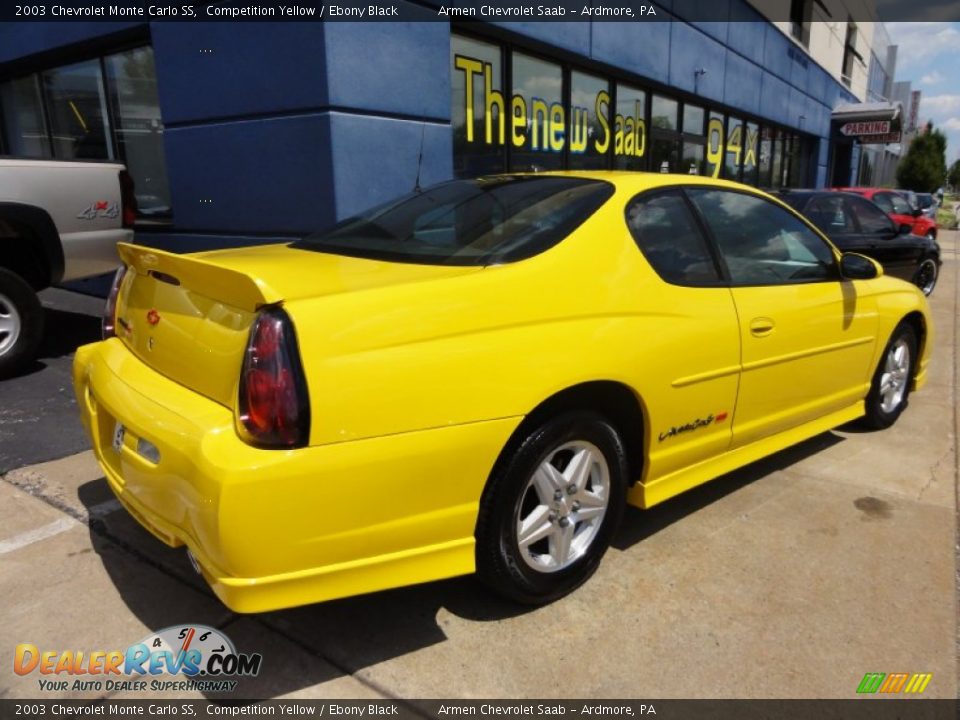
777;190;941;296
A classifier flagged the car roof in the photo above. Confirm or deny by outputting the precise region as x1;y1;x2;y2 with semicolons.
774;188;820;197
776;189;864;199
504;170;768;194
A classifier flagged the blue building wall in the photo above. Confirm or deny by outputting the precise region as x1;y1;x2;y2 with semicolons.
148;18;451;245
0;0;860;258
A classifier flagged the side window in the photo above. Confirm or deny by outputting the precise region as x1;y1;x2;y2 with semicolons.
687;188;836;285
848;196;893;234
625;191;721;285
806;195;856;234
871;193;894;214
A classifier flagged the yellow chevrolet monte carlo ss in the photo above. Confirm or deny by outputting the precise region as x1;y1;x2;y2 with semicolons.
73;172;932;612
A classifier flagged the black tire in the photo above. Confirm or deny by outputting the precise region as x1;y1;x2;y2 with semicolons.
861;322;917;430
912;256;938;296
475;411;627;604
0;267;44;379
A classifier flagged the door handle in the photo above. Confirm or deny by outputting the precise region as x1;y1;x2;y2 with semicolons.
749;317;775;337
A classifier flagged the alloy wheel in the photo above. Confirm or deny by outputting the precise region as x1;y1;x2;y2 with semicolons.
914;259;937;296
879;338;911;414
514;441;610;573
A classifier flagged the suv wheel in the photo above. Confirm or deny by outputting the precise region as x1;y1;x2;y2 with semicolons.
0;267;44;378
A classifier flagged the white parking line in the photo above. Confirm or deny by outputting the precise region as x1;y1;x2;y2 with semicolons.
0;517;77;555
0;498;122;555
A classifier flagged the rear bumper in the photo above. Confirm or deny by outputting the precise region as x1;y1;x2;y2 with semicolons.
73;339;518;612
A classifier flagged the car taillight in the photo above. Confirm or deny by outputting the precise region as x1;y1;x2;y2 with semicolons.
119;170;138;228
102;265;128;339
237;307;310;448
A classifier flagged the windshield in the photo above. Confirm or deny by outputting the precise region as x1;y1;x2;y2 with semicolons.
293;176;614;266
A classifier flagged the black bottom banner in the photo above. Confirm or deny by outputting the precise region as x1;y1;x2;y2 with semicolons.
1;700;958;720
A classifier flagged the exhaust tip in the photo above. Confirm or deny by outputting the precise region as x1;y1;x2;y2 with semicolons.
186;549;202;575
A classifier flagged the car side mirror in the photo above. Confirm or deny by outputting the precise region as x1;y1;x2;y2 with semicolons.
898;223;913;235
841;253;882;280
912;207;922;217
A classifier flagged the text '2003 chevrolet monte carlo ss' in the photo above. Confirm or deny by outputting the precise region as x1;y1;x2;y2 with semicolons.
73;173;932;612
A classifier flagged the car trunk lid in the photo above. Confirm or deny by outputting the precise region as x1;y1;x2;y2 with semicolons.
114;242;480;408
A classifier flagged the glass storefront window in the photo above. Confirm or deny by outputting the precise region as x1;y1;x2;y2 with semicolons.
758;126;775;187
780;134;793;187
568;71;609;170
770;131;784;189
682;104;704;135
105;47;170;218
787;134;808;187
451;36;506;177
706;111;725;179
41;60;111;161
681;104;705;175
650;95;679;173
681;142;705;176
651;95;678;131
742;121;760;185
510;52;563;172
724;117;743;181
780;132;797;187
445;34;816;191
0;76;50;157
651;137;679;174
614;84;646;171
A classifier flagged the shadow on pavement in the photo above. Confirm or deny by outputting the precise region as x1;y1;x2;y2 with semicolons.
0;304;104;472
38;307;102;359
0;307;101;380
76;429;846;699
611;430;845;551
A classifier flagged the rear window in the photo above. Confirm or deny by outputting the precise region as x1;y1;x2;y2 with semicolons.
294;176;614;266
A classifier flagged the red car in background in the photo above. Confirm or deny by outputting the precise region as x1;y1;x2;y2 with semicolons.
833;187;938;239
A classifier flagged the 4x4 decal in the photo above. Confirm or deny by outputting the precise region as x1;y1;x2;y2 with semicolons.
77;200;119;220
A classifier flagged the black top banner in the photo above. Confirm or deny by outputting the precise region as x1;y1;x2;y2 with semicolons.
1;0;958;23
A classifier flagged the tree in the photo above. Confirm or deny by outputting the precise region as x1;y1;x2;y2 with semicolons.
949;159;960;190
896;122;947;192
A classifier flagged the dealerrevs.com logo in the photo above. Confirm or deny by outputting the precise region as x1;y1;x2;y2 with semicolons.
14;625;262;693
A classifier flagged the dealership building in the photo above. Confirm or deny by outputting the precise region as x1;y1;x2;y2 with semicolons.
0;1;905;257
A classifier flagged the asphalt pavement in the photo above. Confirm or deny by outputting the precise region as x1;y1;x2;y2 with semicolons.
0;288;104;474
0;237;957;701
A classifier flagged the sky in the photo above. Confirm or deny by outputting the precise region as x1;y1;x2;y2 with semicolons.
886;22;960;166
